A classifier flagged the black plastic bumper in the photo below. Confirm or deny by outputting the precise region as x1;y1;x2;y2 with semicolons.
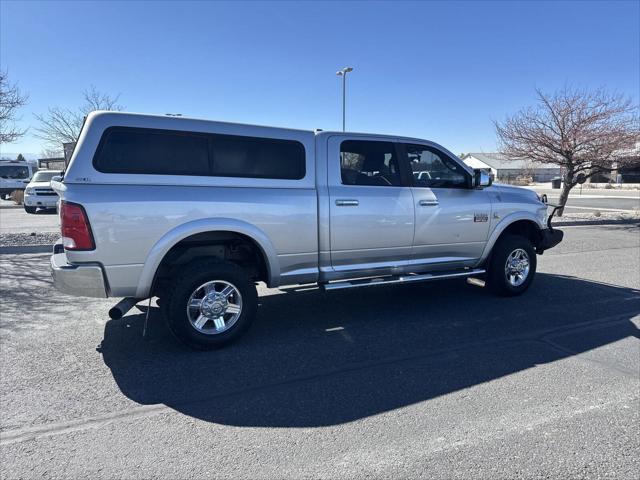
538;228;564;252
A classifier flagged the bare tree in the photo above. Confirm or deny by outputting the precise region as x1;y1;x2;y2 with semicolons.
40;147;63;159
34;85;123;150
495;87;639;215
0;70;29;144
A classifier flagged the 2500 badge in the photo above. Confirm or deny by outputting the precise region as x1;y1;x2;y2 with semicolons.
474;212;489;223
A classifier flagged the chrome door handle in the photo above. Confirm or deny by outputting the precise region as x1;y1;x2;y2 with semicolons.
419;200;439;206
335;199;359;207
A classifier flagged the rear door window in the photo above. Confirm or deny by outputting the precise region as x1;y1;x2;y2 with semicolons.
340;140;403;186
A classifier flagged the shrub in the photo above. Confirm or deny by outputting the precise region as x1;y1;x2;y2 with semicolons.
512;175;533;186
9;190;24;205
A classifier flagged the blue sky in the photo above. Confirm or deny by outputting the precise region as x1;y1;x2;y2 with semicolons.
1;0;638;157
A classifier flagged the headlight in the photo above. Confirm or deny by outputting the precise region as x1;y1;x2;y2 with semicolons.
25;187;34;195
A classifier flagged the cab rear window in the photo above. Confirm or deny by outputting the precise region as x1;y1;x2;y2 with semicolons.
93;127;305;180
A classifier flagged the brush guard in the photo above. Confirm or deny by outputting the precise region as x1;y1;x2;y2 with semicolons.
536;202;564;253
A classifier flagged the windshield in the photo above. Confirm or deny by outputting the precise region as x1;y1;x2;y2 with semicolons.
31;170;62;182
0;165;30;179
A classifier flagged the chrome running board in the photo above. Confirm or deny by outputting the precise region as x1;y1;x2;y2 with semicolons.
321;269;486;291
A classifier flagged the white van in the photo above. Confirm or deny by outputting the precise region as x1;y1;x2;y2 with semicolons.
0;161;37;199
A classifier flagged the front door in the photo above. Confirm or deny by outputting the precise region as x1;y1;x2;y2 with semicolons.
328;136;414;273
402;143;492;267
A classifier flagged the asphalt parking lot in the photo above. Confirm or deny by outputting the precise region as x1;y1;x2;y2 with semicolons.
543;193;639;214
1;224;639;478
0;207;58;234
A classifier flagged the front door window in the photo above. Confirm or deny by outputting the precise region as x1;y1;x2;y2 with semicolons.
405;145;469;189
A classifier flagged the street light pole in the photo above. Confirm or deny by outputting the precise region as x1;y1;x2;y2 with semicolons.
336;67;353;131
341;72;346;131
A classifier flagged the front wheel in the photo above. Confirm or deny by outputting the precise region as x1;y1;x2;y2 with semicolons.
486;235;536;296
164;260;258;349
24;206;37;214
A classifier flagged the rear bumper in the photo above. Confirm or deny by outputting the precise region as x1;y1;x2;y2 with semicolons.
537;228;564;252
50;243;108;298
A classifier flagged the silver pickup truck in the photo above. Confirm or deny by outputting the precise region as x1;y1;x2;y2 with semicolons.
51;112;563;349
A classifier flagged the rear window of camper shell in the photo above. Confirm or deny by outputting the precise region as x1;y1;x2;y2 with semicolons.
92;126;306;180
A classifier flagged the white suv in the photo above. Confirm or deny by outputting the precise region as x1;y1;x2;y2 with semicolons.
23;170;63;213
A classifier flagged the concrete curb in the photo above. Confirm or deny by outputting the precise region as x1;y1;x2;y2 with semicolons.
0;205;23;210
0;244;53;254
553;219;639;227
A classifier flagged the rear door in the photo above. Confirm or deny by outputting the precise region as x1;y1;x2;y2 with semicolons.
327;136;415;273
401;143;492;266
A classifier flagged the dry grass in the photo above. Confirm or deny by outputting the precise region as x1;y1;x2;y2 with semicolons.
9;189;24;205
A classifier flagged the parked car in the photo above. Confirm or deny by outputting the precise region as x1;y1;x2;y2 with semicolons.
23;170;63;213
0;160;36;200
51;111;563;349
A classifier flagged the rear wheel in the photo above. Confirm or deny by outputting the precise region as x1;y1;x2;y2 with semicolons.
24;206;37;214
163;260;258;349
486;234;536;296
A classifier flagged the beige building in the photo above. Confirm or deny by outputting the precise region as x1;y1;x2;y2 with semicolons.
462;153;561;183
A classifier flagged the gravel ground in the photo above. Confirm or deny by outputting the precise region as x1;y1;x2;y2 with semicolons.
0;232;60;247
554;210;640;224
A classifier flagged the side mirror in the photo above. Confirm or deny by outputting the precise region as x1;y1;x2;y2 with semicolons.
51;176;63;183
474;169;492;188
22;179;30;184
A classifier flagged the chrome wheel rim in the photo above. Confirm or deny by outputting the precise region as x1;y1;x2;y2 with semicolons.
504;248;530;287
186;280;242;335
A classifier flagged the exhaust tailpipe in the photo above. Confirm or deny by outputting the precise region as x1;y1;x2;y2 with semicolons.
108;297;139;320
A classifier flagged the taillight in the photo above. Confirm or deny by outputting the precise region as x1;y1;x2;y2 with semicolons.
60;201;95;250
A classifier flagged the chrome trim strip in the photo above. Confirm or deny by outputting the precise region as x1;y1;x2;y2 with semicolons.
321;268;486;291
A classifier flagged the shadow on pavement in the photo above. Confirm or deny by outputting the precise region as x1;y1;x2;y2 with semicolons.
1;254;75;334
100;273;640;427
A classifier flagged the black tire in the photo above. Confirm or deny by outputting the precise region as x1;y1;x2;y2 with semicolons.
486;234;536;296
24;206;37;214
163;260;258;350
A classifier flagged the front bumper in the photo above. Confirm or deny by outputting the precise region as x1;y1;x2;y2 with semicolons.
50;244;108;298
537;228;564;252
24;194;58;208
